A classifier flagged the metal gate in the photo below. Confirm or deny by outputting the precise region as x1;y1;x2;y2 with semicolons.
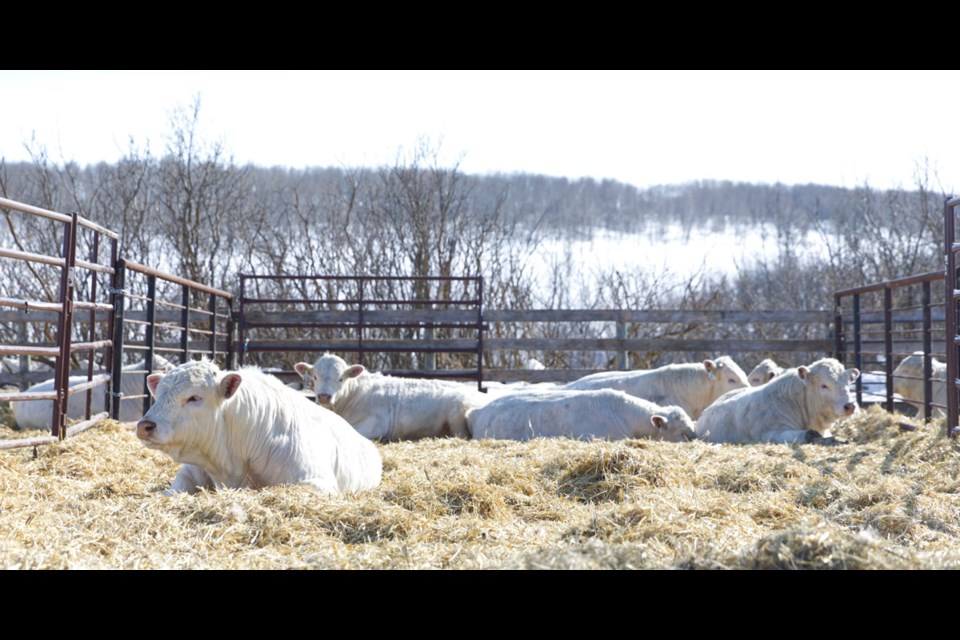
237;274;485;389
943;196;960;437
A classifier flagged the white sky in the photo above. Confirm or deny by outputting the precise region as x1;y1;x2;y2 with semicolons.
3;70;959;192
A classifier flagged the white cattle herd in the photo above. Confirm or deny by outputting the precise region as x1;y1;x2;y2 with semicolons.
10;348;934;495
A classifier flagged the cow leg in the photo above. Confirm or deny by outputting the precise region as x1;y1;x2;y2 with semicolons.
165;464;215;495
301;477;339;494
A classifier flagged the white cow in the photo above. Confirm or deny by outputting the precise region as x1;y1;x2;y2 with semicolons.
695;357;860;445
466;389;696;442
561;356;750;420
748;358;783;386
136;359;382;495
892;352;947;417
294;353;490;441
11;355;174;429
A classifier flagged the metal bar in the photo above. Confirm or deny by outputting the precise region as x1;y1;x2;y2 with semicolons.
884;287;894;412
0;196;72;223
835;270;945;297
123;260;233;299
238;276;246;367
833;293;843;361
238;273;481;283
477;277;484;392
209;292;218;361
923;280;933;422
111;259;126;420
70;340;113;353
853;294;863;406
0;247;65;267
947;197;960;438
181;285;190;364
358;279;364;367
52;214;79;439
84;232;100;420
226;296;236;370
143;274;157;416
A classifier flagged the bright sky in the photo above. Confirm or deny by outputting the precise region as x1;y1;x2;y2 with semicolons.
3;70;959;192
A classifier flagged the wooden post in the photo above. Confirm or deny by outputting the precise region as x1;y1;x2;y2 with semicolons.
616;319;628;371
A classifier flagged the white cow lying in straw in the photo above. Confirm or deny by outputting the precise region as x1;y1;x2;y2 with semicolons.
466;389;696;442
747;358;783;386
695;358;859;445
295;353;490;441
136;359;382;495
11;355;173;429
892;352;947;417
561;356;750;420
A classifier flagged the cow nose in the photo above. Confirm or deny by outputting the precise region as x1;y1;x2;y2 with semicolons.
317;394;332;405
137;420;157;439
843;403;856;415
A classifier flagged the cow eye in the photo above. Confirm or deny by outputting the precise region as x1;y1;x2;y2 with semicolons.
820;384;829;391
187;395;203;403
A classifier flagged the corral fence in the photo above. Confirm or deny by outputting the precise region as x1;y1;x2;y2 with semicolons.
0;197;118;448
0;197;232;451
944;196;960;437
834;271;946;419
237;274;484;389
235;274;835;386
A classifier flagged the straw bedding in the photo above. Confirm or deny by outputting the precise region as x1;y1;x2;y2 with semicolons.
1;405;958;569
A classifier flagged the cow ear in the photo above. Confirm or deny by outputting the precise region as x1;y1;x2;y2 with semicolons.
345;365;365;379
219;373;242;399
797;366;810;384
703;359;717;379
651;415;667;432
294;362;312;379
146;373;164;397
768;371;777;382
847;368;860;383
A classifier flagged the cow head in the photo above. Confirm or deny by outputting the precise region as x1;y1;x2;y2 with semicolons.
798;358;860;419
294;353;365;408
748;358;783;386
136;359;242;460
650;406;697;442
705;356;750;393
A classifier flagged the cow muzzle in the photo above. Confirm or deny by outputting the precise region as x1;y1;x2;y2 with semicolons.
843;402;857;416
316;394;332;406
136;419;157;440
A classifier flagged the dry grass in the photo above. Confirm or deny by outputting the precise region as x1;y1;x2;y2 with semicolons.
1;404;959;569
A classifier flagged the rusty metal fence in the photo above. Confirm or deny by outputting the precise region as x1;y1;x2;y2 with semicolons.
109;260;234;419
944;196;960;437
1;197;234;450
834;271;946;420
237;274;485;389
0;197;119;448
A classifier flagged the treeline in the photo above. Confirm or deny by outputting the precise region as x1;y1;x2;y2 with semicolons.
0;101;950;370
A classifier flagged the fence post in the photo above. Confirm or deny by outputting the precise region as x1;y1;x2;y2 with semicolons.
616;317;628;371
922;280;933;421
424;326;436;371
226;297;236;371
52;213;78;439
16;319;28;391
143;274;156;416
853;294;863;407
110;259;126;420
181;285;190;364
208;289;217;363
833;294;843;361
884;287;894;412
945;196;960;438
